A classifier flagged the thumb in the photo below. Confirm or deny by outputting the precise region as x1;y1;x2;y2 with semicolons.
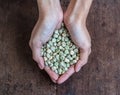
31;42;45;70
75;49;89;72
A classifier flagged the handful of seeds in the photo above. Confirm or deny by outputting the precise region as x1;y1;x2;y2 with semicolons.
41;23;79;75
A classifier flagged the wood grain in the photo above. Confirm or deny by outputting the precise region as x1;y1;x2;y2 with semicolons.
0;0;120;95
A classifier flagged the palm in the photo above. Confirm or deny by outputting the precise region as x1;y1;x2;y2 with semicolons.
57;24;91;84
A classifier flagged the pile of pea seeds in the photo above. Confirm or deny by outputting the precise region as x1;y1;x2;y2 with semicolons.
41;23;79;75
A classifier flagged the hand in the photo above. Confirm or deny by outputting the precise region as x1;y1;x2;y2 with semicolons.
29;0;63;83
57;0;92;84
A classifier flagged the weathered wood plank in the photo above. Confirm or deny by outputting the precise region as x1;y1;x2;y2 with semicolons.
0;0;120;95
0;0;56;95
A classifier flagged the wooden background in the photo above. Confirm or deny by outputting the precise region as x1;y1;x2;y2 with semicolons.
0;0;120;95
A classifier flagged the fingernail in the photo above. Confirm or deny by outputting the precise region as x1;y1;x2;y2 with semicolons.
52;79;56;83
76;67;81;72
38;64;43;70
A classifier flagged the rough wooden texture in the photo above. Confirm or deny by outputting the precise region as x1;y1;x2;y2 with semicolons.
0;0;120;95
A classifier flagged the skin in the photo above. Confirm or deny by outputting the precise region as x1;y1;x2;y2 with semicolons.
29;0;63;83
57;0;93;84
29;0;93;84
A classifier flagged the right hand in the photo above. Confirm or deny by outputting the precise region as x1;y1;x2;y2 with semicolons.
29;0;63;83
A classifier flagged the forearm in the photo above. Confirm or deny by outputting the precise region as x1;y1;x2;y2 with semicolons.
37;0;61;19
68;0;93;23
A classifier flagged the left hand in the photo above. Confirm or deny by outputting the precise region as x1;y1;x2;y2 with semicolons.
57;21;91;84
57;0;92;84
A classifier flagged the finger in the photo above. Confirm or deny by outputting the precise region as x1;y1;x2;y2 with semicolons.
75;49;89;72
32;45;44;70
57;65;75;84
44;66;59;83
37;57;44;69
51;79;57;83
89;48;91;55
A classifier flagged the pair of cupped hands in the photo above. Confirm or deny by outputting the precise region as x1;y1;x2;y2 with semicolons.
29;0;91;84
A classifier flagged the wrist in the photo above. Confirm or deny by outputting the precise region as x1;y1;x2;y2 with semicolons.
37;0;60;7
67;0;93;23
64;13;86;28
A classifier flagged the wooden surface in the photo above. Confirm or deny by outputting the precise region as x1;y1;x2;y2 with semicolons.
0;0;120;95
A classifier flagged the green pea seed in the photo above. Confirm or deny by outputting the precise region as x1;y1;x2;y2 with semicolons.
52;66;57;71
55;70;58;74
55;30;59;34
58;68;62;75
52;38;56;43
66;63;70;68
65;50;69;54
65;58;70;63
70;50;74;55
